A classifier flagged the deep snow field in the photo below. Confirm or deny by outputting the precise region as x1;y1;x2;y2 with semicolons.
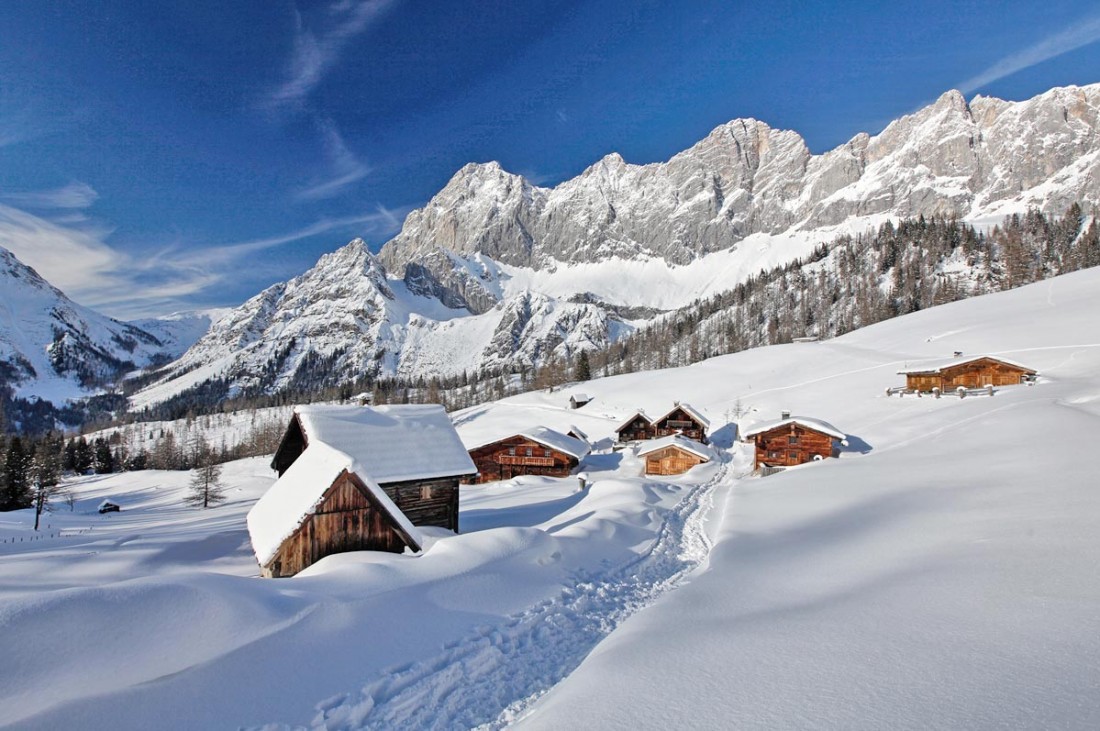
2;268;1100;729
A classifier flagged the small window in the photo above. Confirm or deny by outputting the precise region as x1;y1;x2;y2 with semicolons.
768;451;779;459
526;448;533;457
420;486;432;500
788;436;799;445
544;449;552;457
508;447;516;456
789;451;799;461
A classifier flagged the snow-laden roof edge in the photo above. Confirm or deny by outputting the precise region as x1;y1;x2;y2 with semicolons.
636;434;713;461
246;443;424;568
742;416;847;442
897;355;1037;375
614;410;650;433
567;424;589;442
469;426;591;460
651;402;711;428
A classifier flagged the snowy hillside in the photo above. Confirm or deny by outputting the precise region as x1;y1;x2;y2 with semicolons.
2;268;1099;728
132;83;1100;409
0;246;171;405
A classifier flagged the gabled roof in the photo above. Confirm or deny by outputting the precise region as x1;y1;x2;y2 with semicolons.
615;409;651;433
294;404;476;483
897;355;1037;376
247;442;423;568
570;393;591;402
636;435;713;461
567;424;589;442
470;426;592;460
742;416;847;441
651;402;710;429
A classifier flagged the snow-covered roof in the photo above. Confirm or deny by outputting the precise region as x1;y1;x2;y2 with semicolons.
567;424;589;442
247;442;422;568
636;435;713;461
295;404;476;484
651;402;710;429
897;355;1037;375
614;410;650;433
741;416;847;441
470;426;592;460
98;499;118;508
570;393;591;402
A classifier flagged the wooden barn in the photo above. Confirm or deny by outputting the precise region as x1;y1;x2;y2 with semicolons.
615;410;654;443
650;402;710;443
742;413;847;472
465;426;591;484
248;404;476;578
638;435;712;476
899;356;1037;392
569;393;592;409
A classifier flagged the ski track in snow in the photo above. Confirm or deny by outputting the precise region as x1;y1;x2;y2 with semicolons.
279;452;736;731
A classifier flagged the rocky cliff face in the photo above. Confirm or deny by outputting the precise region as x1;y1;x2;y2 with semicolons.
136;84;1100;408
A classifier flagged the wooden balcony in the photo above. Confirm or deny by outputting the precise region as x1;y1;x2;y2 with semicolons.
496;454;555;467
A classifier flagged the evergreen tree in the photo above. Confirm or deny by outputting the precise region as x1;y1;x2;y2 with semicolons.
574;350;592;382
30;441;64;530
93;438;115;474
73;437;94;474
1;436;32;510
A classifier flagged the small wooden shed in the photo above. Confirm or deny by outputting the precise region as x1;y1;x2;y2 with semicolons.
466;426;591;484
569;393;592;409
899;356;1036;392
638;435;712;476
249;404;476;578
650;402;710;443
742;414;847;471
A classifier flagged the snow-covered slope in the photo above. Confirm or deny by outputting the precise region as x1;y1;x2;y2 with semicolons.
134;83;1100;408
2;268;1100;728
0;246;170;403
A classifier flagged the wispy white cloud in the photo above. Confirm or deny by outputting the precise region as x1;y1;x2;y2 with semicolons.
296;118;371;201
958;15;1100;94
265;0;395;112
0;201;410;319
1;181;100;209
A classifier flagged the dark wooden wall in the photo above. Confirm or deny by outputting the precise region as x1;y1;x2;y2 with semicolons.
617;415;654;442
380;476;461;532
753;424;836;470
264;471;413;578
466;436;580;483
272;416;307;477
652;407;708;443
644;446;707;475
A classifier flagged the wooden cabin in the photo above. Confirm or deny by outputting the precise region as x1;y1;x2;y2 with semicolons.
638;435;712;476
615;410;654;443
569;393;592;409
742;413;846;472
466;427;591;484
248;404;477;578
650;402;710;443
899;356;1036;392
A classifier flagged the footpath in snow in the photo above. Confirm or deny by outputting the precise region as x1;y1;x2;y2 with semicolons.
300;451;738;731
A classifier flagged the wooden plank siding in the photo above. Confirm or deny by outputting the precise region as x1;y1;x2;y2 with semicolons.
616;415;654;443
752;423;838;471
644;446;708;476
263;471;416;578
271;416;307;477
466;436;580;484
904;358;1035;392
651;406;708;443
380;476;461;532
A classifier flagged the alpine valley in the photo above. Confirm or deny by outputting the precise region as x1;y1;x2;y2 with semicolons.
5;83;1100;420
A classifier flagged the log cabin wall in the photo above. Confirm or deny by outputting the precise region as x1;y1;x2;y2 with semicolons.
644;446;707;476
466;436;580;484
905;359;1033;391
379;476;462;532
753;424;836;470
617;416;654;442
652;407;708;443
263;471;410;578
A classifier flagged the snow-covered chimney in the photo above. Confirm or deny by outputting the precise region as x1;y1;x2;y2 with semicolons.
781;410;791;420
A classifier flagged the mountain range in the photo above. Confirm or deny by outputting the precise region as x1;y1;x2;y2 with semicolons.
3;83;1099;418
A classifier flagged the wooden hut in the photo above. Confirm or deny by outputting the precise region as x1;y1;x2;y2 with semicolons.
466;426;591;484
898;356;1036;392
650;402;710;443
742;413;847;471
569;393;592;409
249;404;476;578
615;410;653;443
638;435;712;476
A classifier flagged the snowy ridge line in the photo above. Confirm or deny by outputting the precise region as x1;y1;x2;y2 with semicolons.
260;452;736;731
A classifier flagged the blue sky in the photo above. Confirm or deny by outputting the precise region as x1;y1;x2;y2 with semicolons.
1;0;1098;319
